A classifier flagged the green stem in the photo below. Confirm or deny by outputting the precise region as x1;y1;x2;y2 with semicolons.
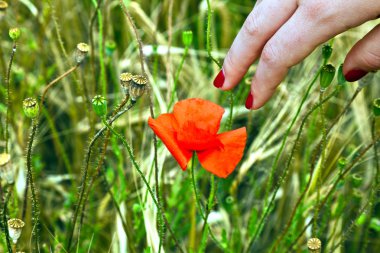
5;42;16;153
66;103;134;250
102;119;184;253
206;0;221;68
168;46;189;111
191;154;205;219
24;120;41;251
246;67;322;252
199;175;216;253
269;89;338;252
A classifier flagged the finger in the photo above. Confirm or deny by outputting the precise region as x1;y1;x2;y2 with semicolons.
213;0;298;89
246;1;380;109
343;24;380;82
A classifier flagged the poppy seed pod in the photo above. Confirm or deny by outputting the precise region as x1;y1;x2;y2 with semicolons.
0;153;15;184
320;64;335;90
23;98;39;119
92;95;107;117
119;72;133;95
75;43;89;64
0;1;8;19
130;75;148;101
322;44;332;62
337;64;346;86
351;173;363;188
7;218;25;244
307;238;322;253
9;28;21;41
372;98;380;117
182;30;193;47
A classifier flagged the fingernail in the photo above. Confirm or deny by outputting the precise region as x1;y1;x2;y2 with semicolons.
245;92;254;110
344;69;368;82
213;69;225;88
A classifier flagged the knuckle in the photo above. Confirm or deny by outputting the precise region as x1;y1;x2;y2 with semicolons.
301;1;331;22
261;42;280;66
242;11;261;37
224;49;245;74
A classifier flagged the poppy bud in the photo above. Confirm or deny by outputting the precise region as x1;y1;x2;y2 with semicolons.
119;72;133;95
337;64;346;86
75;43;89;64
23;98;39;119
307;238;322;253
92;95;107;117
0;153;15;184
372;98;380;117
337;157;347;171
322;44;332;62
105;40;116;56
320;64;335;90
130;75;148;101
9;27;21;41
182;30;193;47
7;218;25;244
351;173;363;188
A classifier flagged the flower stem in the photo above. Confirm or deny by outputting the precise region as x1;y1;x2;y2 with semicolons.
269;89;338;252
102;119;184;253
199;174;216;253
206;0;221;68
246;67;322;252
5;42;16;153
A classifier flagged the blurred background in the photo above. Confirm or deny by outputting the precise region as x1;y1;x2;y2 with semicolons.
0;0;379;252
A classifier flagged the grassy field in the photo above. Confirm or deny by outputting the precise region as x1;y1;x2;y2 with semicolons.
0;0;379;252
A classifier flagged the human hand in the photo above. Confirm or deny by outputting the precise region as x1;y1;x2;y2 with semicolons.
213;0;380;109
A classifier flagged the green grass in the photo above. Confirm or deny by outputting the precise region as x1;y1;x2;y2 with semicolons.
0;1;379;252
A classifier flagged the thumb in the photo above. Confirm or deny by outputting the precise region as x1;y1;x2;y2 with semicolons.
343;24;380;82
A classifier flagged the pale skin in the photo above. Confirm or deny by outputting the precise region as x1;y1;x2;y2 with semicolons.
213;0;380;109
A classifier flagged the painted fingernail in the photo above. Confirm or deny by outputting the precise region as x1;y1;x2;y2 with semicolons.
344;69;368;82
213;69;225;88
245;92;254;110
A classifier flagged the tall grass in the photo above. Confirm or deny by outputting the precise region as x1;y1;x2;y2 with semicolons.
0;1;379;252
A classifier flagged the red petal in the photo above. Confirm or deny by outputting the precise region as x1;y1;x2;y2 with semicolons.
197;127;247;178
173;98;224;135
148;114;192;170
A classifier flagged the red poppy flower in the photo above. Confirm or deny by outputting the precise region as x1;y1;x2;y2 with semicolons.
148;98;247;178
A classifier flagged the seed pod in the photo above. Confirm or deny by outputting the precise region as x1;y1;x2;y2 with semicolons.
351;173;363;188
337;64;346;86
119;72;133;95
0;1;8;20
337;157;347;172
130;75;148;101
373;98;380;117
307;238;322;253
0;153;15;184
23;98;39;119
320;64;335;90
7;218;25;244
75;43;89;64
9;27;21;41
322;44;332;62
105;40;116;56
92;95;107;117
182;30;193;47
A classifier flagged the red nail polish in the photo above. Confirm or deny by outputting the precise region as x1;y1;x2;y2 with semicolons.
344;69;368;82
213;69;225;88
245;93;254;110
